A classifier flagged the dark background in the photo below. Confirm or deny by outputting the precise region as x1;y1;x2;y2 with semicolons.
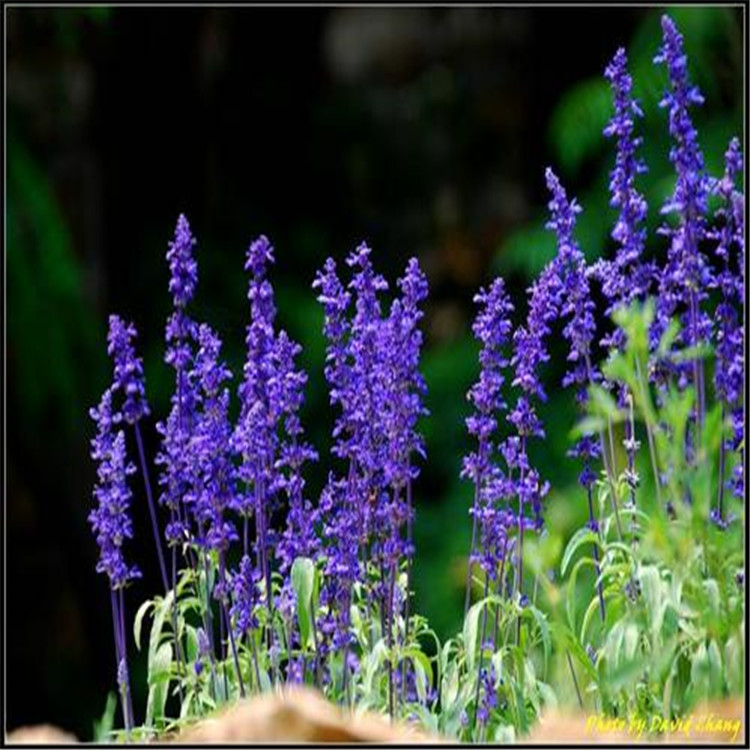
6;5;743;739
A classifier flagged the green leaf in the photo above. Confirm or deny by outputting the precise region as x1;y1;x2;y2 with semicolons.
146;642;173;727
92;692;117;743
463;600;483;673
724;629;744;695
589;384;624;421
134;599;155;652
403;647;434;699
561;527;599;577
148;642;173;686
526;605;551;674
291;557;316;651
149;590;174;667
441;658;460;710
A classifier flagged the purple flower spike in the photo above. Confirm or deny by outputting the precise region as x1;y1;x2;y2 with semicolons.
711;138;745;510
462;278;514;600
313;258;352;458
234;235;279;523
157;214;200;544
276;329;319;574
231;554;260;639
167;214;198;310
545;168;598;405
511;260;562;405
88;388;141;589
191;324;238;555
591;47;653;355
652;16;712;411
107;315;150;425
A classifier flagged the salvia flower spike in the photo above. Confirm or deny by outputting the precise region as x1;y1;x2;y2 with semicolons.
89;387;140;734
653;14;712;438
107;314;168;592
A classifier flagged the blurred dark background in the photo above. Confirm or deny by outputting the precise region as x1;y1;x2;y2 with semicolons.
6;5;742;739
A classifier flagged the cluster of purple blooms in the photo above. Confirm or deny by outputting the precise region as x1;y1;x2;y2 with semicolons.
87;14;743;735
461;15;744;649
89;210;429;721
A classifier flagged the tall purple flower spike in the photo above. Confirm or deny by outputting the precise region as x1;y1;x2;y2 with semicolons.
712;138;745;519
233;234;288;626
89;387;140;734
653;15;712;432
462;277;514;613
107;314;168;593
591;47;653;358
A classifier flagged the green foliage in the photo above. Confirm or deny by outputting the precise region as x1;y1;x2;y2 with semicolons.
7;134;102;431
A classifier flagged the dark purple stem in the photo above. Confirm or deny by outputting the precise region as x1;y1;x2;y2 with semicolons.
717;404;726;521
118;588;135;729
516;437;527;645
401;474;413;705
109;589;129;737
134;423;169;593
493;536;509;648
220;555;246;698
169;535;185;703
386;556;397;721
465;443;487;615
472;576;490;735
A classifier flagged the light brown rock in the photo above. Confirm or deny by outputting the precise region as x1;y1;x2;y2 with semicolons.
6;724;78;744
176;686;438;743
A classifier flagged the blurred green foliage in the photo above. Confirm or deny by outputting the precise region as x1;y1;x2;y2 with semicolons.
7;132;104;432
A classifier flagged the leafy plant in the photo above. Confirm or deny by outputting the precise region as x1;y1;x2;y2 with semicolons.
83;13;743;744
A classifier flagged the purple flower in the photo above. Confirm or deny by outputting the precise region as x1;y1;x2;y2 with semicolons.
157;215;200;545
234;235;279;528
88;388;141;589
510;260;562;406
190;324;238;555
167;214;198;310
591;47;653;354
382;258;429;490
275;329;319;573
231;554;260;638
379;258;429;566
476;665;498;725
652;16;712;393
711;139;745;505
505;259;561;536
464;279;514;467
312;258;352;459
545;168;598;404
712;140;744;409
107;315;150;425
346;242;389;485
317;474;360;651
545;169;604;493
462;278;515;582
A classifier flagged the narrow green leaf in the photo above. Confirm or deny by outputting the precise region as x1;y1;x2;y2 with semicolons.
291;557;316;650
561;527;599;577
133;599;154;652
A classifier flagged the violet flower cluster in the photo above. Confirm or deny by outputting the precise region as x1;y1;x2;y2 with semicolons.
711;138;745;512
313;246;429;692
462;278;515;601
84;14;744;735
653;15;713;414
591;47;653;357
89;388;141;589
